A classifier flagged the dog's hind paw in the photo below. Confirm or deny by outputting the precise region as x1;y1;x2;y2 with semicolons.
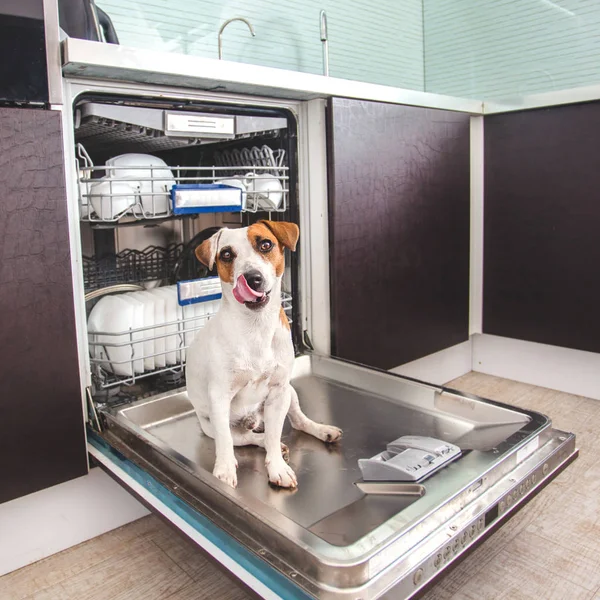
213;461;238;488
315;424;343;443
267;460;297;489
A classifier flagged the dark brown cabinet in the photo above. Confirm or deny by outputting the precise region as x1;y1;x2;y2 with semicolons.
484;103;600;354
0;107;87;504
327;98;471;370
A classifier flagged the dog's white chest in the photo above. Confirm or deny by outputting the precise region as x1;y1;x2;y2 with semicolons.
233;352;284;388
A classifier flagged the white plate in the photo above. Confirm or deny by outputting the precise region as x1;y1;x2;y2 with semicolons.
119;295;145;374
89;177;139;220
193;300;207;335
170;286;186;363
200;298;220;325
245;173;283;210
183;303;196;348
87;296;135;377
128;291;155;372
146;290;166;369
148;287;179;366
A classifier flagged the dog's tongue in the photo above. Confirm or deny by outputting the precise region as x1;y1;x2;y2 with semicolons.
232;274;264;304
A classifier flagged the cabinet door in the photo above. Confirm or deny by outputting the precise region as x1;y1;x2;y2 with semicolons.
484;103;600;353
327;98;470;370
0;107;87;504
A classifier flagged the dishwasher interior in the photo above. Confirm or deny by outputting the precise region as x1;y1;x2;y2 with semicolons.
73;91;577;600
76;94;299;406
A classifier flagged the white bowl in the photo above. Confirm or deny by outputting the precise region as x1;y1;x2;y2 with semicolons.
89;177;139;220
246;173;283;210
106;154;175;216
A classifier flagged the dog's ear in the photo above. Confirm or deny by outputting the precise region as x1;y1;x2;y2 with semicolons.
195;230;222;270
259;221;299;252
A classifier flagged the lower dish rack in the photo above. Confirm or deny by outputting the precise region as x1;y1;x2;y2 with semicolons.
89;291;293;389
83;244;184;291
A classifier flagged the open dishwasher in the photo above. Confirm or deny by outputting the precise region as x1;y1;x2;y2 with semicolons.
65;81;577;600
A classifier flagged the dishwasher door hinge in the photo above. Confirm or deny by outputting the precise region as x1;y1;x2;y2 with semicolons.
302;330;315;352
86;386;103;432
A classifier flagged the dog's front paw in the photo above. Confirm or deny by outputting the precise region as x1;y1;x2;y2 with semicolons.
213;460;238;488
315;424;343;443
267;460;297;489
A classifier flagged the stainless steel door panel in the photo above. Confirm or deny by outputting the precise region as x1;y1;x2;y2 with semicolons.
99;353;557;595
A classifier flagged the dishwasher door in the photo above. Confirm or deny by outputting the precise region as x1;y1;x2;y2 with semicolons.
90;353;577;600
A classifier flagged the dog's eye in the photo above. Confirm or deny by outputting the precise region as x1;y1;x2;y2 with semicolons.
259;239;273;253
219;248;234;262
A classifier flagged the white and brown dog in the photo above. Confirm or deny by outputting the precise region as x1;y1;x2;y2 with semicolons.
186;220;342;489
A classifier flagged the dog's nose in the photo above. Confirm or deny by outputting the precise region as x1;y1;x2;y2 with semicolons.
244;270;264;291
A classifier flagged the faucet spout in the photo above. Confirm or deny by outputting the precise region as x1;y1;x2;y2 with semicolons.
320;10;329;76
218;17;256;60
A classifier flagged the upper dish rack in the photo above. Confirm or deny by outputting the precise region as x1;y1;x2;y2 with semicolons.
77;144;289;222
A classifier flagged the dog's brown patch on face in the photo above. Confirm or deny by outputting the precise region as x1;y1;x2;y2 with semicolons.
247;223;286;276
259;221;299;251
215;251;234;283
195;239;214;269
216;259;234;283
279;306;290;330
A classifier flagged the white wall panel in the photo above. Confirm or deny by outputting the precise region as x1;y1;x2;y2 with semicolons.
424;0;600;100
97;0;425;90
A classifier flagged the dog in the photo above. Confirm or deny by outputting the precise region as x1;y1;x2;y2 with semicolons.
186;220;342;489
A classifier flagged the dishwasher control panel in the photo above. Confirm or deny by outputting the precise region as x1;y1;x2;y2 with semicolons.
358;436;461;482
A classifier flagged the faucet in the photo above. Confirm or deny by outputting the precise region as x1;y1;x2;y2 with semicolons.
218;17;256;60
320;10;329;76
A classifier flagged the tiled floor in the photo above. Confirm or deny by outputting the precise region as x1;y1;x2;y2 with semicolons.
420;373;600;600
1;372;598;600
